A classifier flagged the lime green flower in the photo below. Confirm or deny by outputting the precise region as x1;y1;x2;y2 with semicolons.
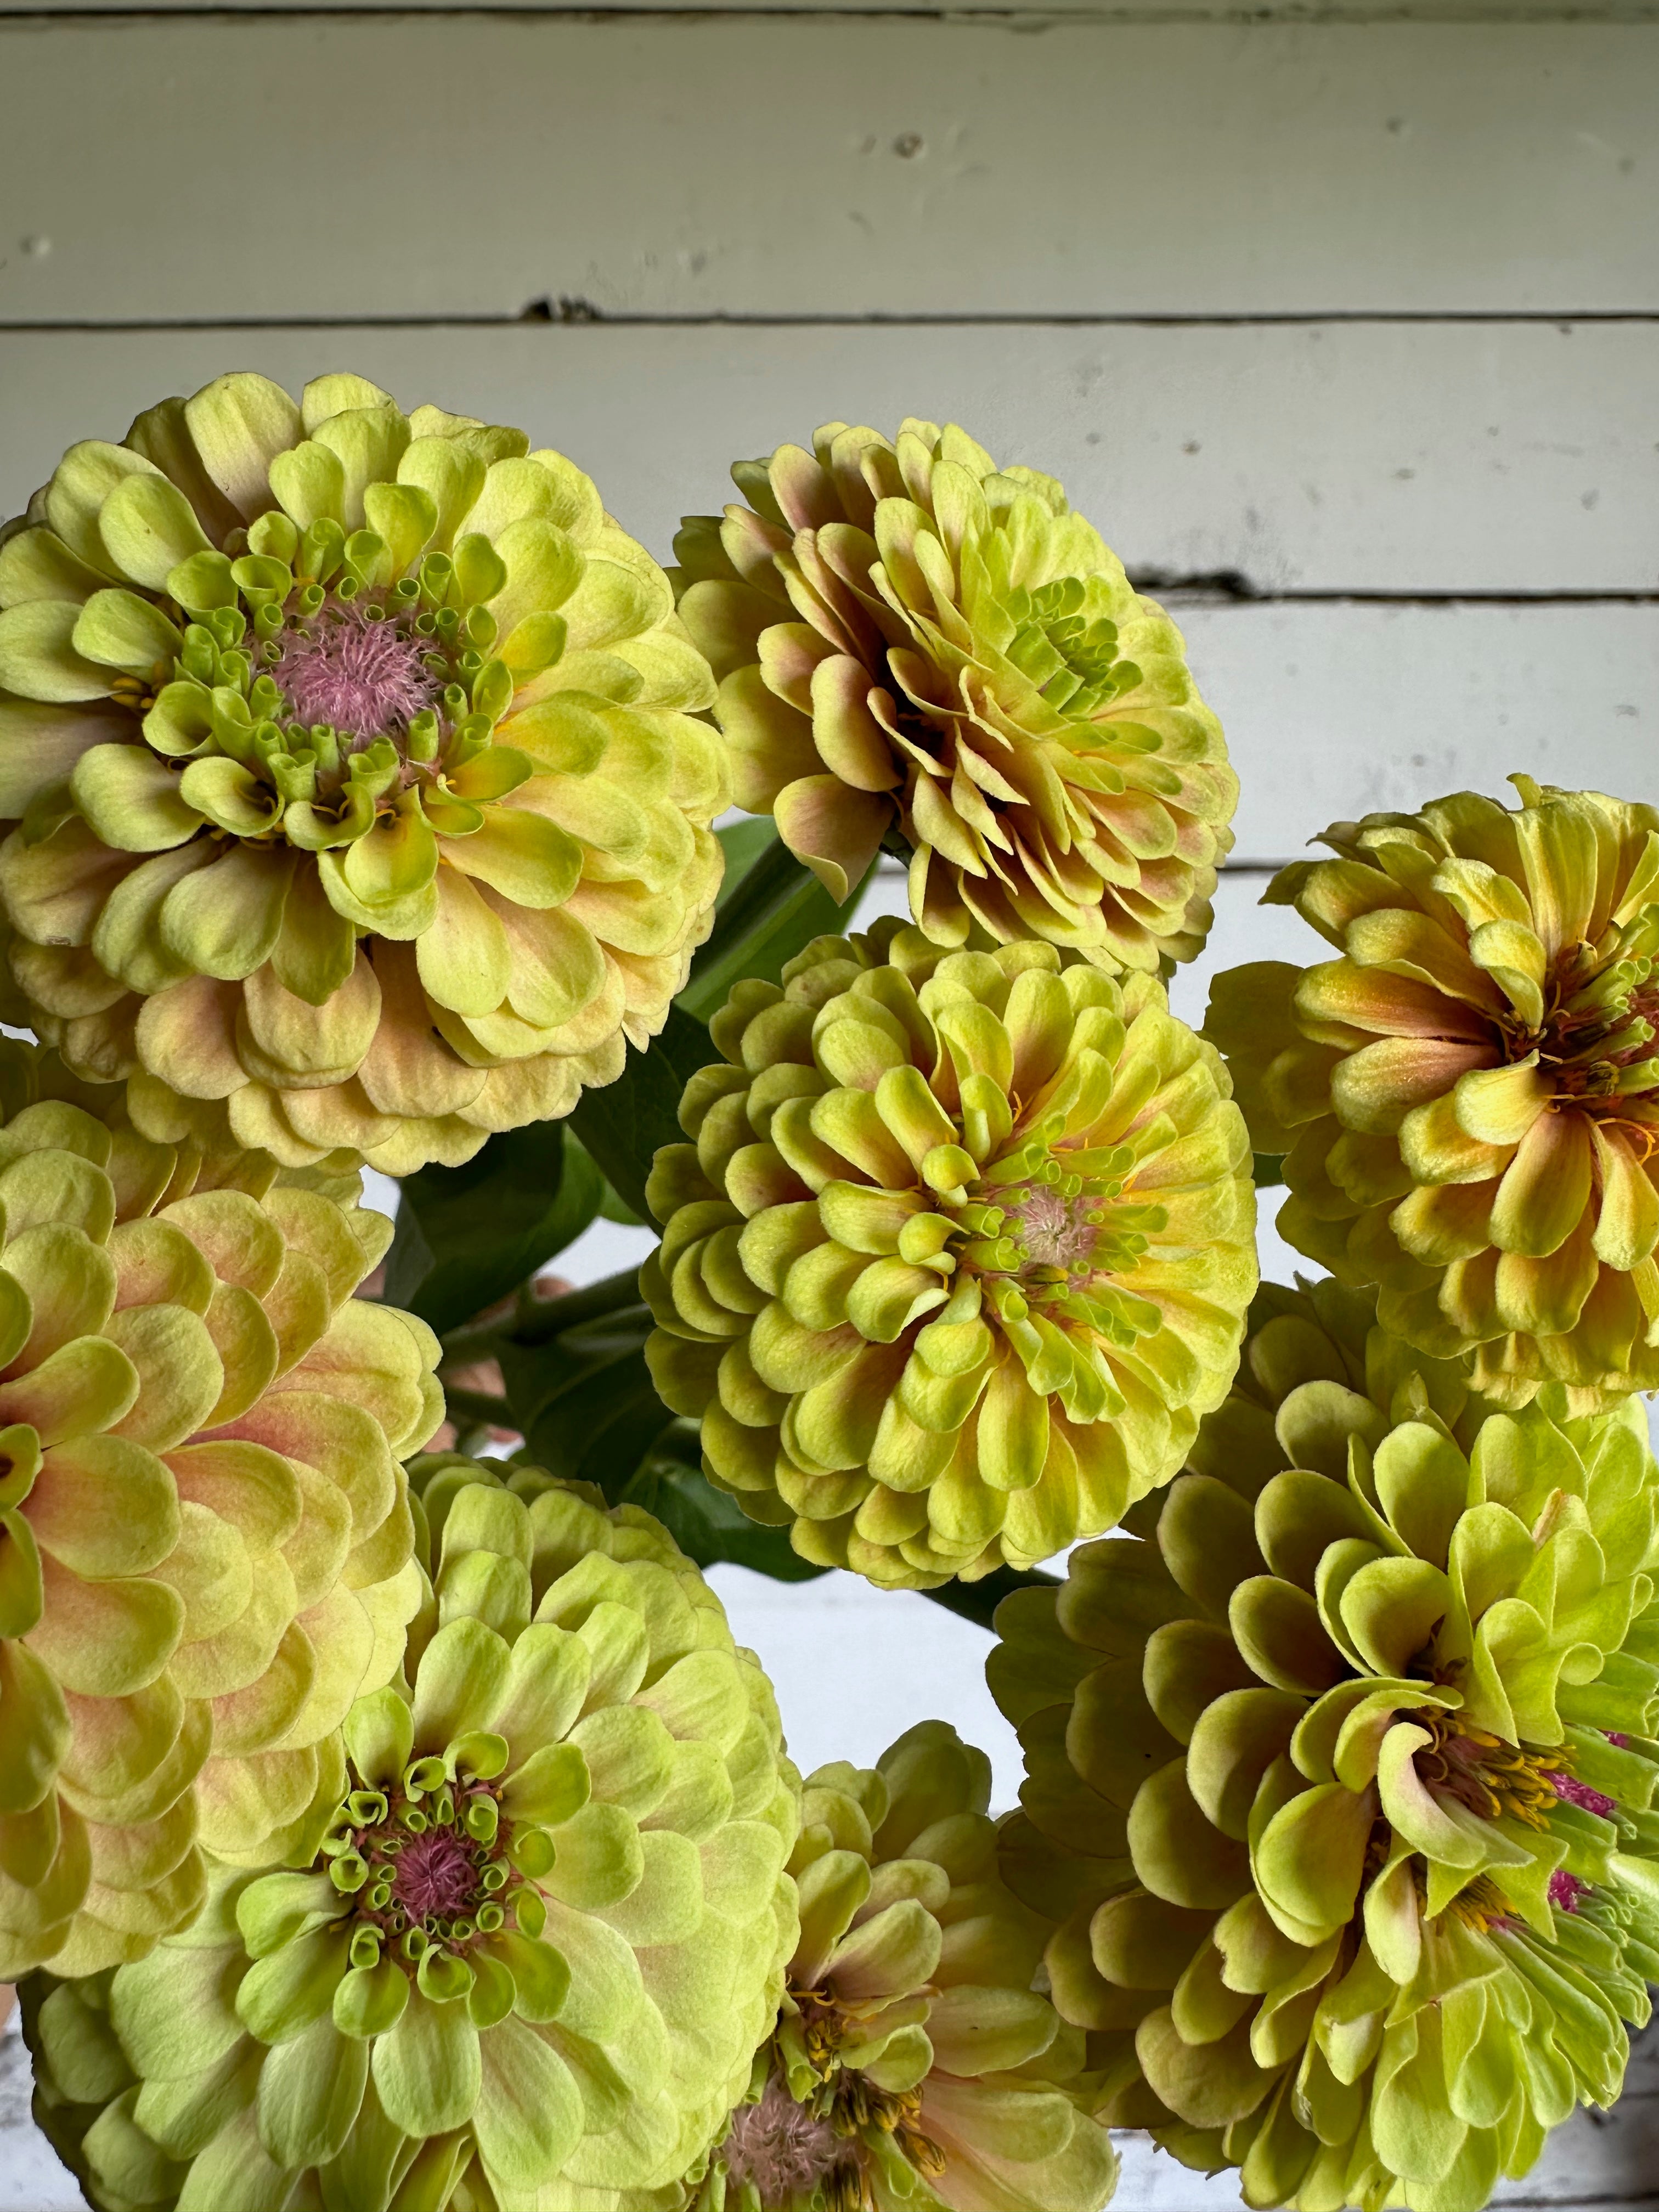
692;1722;1118;2212
674;419;1234;967
0;371;726;1176
0;1035;434;1982
24;1460;801;2212
1208;780;1659;1408
645;917;1255;1588
989;1281;1659;2211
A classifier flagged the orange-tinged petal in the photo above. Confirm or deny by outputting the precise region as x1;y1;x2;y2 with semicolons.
1398;1092;1515;1188
1494;1212;1599;1336
1391;1180;1499;1266
809;656;902;794
1344;910;1508;1017
1329;1040;1495;1137
1296;961;1489;1045
774;774;889;905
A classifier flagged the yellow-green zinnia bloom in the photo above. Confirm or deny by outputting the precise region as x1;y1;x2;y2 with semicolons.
692;1722;1119;2212
0;371;727;1175
0;1035;436;1981
22;1457;801;2211
674;419;1235;967
645;919;1256;1588
989;1279;1659;2212
1207;779;1659;1408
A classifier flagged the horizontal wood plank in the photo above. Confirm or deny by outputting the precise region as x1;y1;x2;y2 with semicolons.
1161;597;1655;858
0;19;1655;320
1;321;1655;593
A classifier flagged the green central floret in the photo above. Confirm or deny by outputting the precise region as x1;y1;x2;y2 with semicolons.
136;518;540;877
1004;578;1137;722
316;1723;548;2010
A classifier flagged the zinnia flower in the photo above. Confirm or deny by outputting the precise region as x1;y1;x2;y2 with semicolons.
0;370;726;1175
1207;779;1659;1406
989;1279;1659;2212
693;1722;1119;2212
673;419;1234;968
21;1457;802;2211
0;1035;435;1980
644;919;1256;1588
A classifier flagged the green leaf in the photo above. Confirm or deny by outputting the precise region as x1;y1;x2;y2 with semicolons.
712;817;779;910
382;1121;604;1335
496;1299;673;1500
917;1562;1061;1631
567;1004;714;1224
678;829;872;1023
627;1430;827;1584
566;1132;644;1227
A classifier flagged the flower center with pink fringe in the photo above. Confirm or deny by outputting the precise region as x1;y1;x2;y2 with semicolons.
1006;1184;1101;1273
389;1825;482;1921
722;2074;852;2205
274;605;441;741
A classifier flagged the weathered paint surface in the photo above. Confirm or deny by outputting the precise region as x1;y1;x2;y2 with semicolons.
0;20;1656;318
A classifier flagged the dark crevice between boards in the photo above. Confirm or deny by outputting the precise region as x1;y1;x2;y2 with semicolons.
5;306;1659;332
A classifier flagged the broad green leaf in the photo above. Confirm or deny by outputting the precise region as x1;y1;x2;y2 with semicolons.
499;1302;674;1499
627;1431;827;1584
568;1003;714;1224
381;1120;605;1335
678;828;872;1023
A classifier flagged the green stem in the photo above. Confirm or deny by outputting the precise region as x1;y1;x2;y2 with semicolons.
441;1385;513;1427
681;837;817;1013
918;1564;1060;1630
506;1270;649;1346
438;1267;647;1362
438;1321;512;1364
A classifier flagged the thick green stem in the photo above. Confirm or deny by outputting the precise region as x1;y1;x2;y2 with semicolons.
439;1267;645;1362
506;1270;649;1346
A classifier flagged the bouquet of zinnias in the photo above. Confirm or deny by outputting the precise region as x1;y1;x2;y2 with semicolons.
3;373;1652;2212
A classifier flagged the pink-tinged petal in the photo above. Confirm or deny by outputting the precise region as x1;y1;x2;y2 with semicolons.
1297;961;1493;1044
809;658;902;793
774;775;890;905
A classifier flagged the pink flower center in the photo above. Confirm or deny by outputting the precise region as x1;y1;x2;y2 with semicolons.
723;2075;853;2207
1548;1868;1588;1914
1005;1184;1099;1273
273;605;439;740
390;1826;479;1921
1545;1772;1617;1818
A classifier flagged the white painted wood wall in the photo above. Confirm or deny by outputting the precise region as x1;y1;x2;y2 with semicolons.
0;0;1655;2202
